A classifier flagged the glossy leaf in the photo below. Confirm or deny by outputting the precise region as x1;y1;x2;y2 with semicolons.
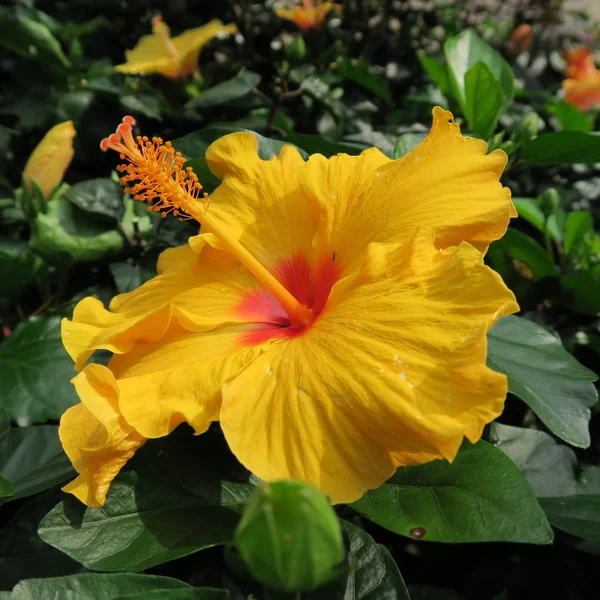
65;179;124;222
352;441;553;544
560;271;600;316
418;53;452;95
117;590;229;600
522;131;600;165
539;496;600;541
9;574;190;600
564;211;594;257
0;425;74;502
0;238;38;298
512;197;563;242
0;316;79;425
488;316;598;447
553;100;593;132
392;133;426;159
38;428;255;572
464;61;504;139
336;58;393;105
310;522;410;600
0;475;13;500
186;69;261;110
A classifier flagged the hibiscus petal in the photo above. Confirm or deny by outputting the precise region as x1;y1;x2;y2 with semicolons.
221;229;518;504
62;236;268;370
302;107;514;273
59;364;145;507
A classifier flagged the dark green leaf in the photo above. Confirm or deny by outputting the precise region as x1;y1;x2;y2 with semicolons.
183;158;222;193
10;574;190;600
186;70;261;110
492;228;559;280
0;238;38;298
0;7;70;71
29;196;123;266
38;428;255;572
444;29;514;118
489;423;578;497
285;134;363;157
487;316;598;448
392;133;426;159
553;100;593;132
109;262;142;295
120;94;163;121
310;522;410;600
0;475;14;499
352;441;553;544
464;61;504;139
0;425;74;502
0;316;79;425
65;179;124;222
539;496;600;541
560;271;600;316
522;131;600;165
336;59;393;106
418;53;452;96
117;590;229;600
0;492;85;589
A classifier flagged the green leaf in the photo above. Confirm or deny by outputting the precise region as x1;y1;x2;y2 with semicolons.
560;271;600;316
182;158;222;194
29;196;123;267
310;522;410;600
489;423;578;497
0;316;79;425
553;100;593;132
464;61;504;138
0;474;14;499
512;197;563;242
0;425;74;502
10;574;190;600
109;262;142;295
0;492;84;589
117;590;229;600
285;134;363;157
392;133;426;159
235;481;345;593
65;179;124;222
521;131;600;165
352;440;552;544
418;53;452;96
492;228;559;280
186;70;261;110
444;29;514;119
120;94;163;121
38;428;255;572
487;316;598;448
564;211;594;257
0;238;38;298
0;7;70;71
336;58;393;106
539;496;600;541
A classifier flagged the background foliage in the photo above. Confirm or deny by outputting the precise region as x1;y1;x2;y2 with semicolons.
2;0;600;598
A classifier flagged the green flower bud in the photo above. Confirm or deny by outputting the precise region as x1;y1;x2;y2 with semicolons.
539;188;560;218
513;112;541;144
234;480;345;593
285;35;306;61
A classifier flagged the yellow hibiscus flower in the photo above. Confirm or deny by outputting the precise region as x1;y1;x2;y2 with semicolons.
276;0;341;31
60;108;518;507
115;16;236;79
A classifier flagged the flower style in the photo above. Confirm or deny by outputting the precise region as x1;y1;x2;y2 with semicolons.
115;16;236;79
60;108;518;507
562;46;600;111
276;0;341;31
23;121;76;198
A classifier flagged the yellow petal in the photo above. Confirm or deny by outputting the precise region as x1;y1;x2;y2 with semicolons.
22;121;76;198
221;229;518;503
104;320;270;438
302;107;514;273
59;364;145;507
62;235;268;370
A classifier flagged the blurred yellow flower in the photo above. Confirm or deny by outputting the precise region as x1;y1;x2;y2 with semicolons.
563;46;600;111
276;0;341;31
60;108;518;507
22;121;76;198
115;16;236;79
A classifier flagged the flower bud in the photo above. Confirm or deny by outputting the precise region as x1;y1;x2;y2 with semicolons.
285;35;306;61
234;480;345;593
22;121;76;199
513;112;541;144
540;188;560;218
